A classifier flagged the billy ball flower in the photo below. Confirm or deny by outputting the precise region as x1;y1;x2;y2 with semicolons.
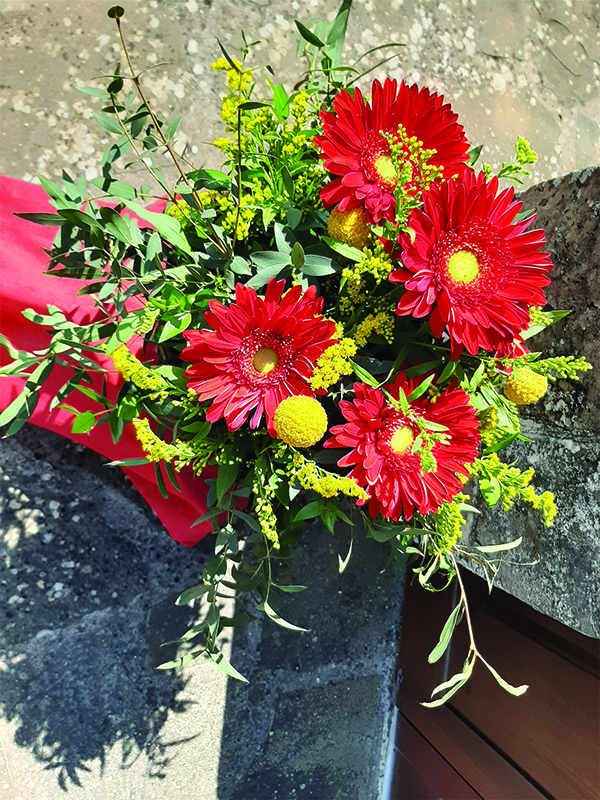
324;373;480;522
504;367;548;405
274;396;328;448
390;169;553;359
327;204;371;250
314;78;470;224
181;279;337;432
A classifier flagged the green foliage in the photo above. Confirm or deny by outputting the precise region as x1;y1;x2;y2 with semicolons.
0;1;588;706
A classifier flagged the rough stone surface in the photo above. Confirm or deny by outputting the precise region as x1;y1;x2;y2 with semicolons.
0;1;599;188
0;428;401;799
463;168;600;639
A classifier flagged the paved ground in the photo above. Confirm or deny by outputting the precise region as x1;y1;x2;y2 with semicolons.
1;2;599;799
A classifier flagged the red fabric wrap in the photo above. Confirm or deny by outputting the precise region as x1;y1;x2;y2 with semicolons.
0;175;213;546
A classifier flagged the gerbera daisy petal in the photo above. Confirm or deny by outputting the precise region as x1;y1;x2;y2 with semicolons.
315;79;470;224
325;373;480;521
182;279;337;432
390;169;553;357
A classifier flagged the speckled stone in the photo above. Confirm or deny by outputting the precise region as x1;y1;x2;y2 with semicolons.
463;168;600;638
0;0;599;188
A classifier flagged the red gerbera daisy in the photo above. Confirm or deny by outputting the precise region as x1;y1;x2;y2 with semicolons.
324;373;480;522
314;78;470;224
390;169;553;359
182;279;337;432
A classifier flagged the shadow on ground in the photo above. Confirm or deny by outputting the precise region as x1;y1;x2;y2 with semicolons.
0;425;210;790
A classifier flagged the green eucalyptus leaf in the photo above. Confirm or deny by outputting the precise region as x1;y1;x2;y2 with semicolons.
479;476;501;507
71;410;96;434
207;650;249;683
428;603;463;664
479;656;528;696
259;600;308;632
351;360;380;388
301;254;337;276
122;201;193;256
295;20;325;48
176;583;211;606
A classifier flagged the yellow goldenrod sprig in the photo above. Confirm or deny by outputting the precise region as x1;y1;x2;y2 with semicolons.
111;345;167;395
469;452;556;526
432;493;469;555
309;338;358;391
289;453;369;501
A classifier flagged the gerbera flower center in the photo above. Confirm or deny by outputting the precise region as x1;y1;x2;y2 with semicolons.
233;331;295;389
389;425;415;454
447;250;480;284
361;132;398;189
375;154;397;186
253;346;278;374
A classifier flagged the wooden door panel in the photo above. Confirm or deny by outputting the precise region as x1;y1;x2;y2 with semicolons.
395;569;600;799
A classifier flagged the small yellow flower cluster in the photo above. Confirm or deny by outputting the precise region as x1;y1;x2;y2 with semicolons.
253;480;279;548
309;339;357;391
354;312;394;347
210;57;254;93
433;493;468;555
220;93;244;126
520;486;557;527
293;167;327;212
137;305;160;336
515;136;538;166
212;136;237;155
469;452;556;526
111;345;166;394
341;242;394;310
290;91;310;130
516;355;592;381
386;123;443;193
132;418;188;464
478;406;498;435
289;453;369;501
166;198;193;220
212;192;256;239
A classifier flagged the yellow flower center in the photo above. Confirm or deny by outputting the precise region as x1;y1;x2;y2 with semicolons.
375;154;397;186
447;250;480;284
253;347;278;374
274;396;328;448
389;425;415;454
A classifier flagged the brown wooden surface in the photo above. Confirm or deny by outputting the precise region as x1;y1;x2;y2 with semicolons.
395;568;600;799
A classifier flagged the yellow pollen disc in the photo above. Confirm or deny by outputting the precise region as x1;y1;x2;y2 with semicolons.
253;347;278;374
375;154;397;186
390;425;414;454
448;250;479;283
274;396;328;448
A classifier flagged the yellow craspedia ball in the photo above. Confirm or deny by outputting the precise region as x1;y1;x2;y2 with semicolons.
327;204;371;250
273;396;328;448
504;367;548;405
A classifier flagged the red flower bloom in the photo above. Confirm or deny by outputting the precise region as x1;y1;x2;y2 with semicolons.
324;374;480;522
182;279;336;432
314;78;470;224
390;170;553;359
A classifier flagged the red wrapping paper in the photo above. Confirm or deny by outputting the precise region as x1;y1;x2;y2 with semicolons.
0;175;214;546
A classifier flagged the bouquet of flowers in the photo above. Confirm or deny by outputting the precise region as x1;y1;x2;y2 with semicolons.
0;3;591;705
